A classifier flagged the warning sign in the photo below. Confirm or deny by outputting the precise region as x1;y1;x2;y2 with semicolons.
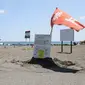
33;34;51;58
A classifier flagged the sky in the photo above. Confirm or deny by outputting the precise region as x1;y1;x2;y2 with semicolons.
0;0;85;41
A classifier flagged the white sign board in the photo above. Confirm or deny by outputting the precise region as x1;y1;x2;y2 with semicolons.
33;34;51;58
60;29;74;41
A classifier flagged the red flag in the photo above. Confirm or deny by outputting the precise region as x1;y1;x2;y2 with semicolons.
51;8;85;31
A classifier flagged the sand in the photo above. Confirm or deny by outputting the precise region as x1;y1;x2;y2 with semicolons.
0;45;85;85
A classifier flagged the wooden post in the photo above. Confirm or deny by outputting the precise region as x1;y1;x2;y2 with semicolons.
61;41;63;53
70;41;72;53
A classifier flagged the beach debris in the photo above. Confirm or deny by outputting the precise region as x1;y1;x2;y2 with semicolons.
10;59;23;66
53;58;75;67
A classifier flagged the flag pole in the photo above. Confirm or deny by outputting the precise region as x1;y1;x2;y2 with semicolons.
50;27;53;48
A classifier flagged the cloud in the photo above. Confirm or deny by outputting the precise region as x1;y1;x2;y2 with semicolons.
0;10;5;14
79;16;85;19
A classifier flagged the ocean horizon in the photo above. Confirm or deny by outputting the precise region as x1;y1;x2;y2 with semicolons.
0;41;79;45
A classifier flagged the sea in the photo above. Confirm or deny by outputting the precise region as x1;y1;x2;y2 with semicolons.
0;41;79;46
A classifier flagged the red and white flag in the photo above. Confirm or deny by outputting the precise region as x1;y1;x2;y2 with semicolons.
51;8;85;32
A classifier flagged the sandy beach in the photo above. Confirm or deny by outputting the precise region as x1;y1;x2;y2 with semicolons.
0;45;85;85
